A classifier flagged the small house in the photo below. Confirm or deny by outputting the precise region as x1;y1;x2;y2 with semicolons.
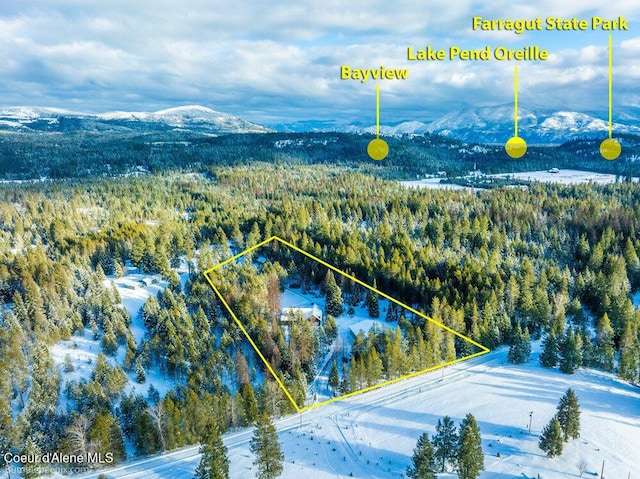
348;319;390;339
280;303;323;326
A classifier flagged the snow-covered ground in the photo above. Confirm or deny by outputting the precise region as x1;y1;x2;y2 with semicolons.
46;267;640;478
487;169;638;185
64;344;640;479
401;170;640;190
400;178;477;190
280;285;395;407
50;269;189;409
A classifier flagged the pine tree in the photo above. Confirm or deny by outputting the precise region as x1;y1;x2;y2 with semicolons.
23;435;47;479
324;271;344;317
386;301;399;322
88;411;126;463
595;313;615;371
135;357;146;383
556;389;580;441
508;324;531;364
328;360;340;395
324;314;338;341
114;260;124;278
559;328;582;374
433;415;458;473
406;433;436;479
250;414;284;479
241;383;259;426
364;348;383;386
540;331;559;368
618;346;640;382
456;413;484;479
623;237;640;288
123;332;137;371
366;281;380;318
194;425;229;479
539;416;563;457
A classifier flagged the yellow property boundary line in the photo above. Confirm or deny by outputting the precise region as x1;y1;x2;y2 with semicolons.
204;236;490;413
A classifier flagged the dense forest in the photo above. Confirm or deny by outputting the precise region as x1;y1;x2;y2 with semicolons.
1;130;640;180
0;150;639;475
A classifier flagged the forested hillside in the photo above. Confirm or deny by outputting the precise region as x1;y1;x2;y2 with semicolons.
1;130;640;180
1;163;639;474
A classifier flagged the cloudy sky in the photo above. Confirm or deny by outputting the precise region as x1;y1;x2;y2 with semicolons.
1;0;639;124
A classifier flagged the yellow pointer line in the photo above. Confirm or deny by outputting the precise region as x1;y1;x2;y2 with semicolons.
204;267;302;412
204;235;491;412
609;34;613;139
514;66;519;137
376;84;380;139
274;236;489;353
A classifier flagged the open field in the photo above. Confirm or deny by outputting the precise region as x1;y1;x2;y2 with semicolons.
61;344;640;479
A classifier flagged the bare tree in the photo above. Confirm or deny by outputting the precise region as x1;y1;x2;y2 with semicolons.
147;402;167;452
235;350;250;390
577;459;587;477
266;273;282;329
65;414;92;460
264;379;285;416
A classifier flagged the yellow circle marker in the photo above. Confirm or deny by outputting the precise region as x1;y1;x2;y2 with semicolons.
505;136;527;159
367;138;389;161
600;138;621;160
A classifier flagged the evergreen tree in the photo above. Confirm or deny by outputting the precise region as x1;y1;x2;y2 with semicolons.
101;326;118;356
123;332;137;371
618;346;640;383
559;328;582;374
0;399;13;472
324;271;344;317
135;357;146;383
508;324;531;364
366;281;380;318
241;383;259;426
539;416;563;458
556;389;580;441
623;237;640;288
324;314;338;341
539;332;559;368
250;414;284;479
23;435;47;479
456;413;484;479
433;415;458;473
406;433;436;479
114;260;124;278
328;360;340;395
88;411;126;464
595;313;615;371
194;425;229;479
364;348;383;386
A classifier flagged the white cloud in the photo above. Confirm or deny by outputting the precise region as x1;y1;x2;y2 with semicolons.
0;0;639;123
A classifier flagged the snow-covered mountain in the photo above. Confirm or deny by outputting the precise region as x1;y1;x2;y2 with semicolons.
274;105;640;145
422;105;640;144
0;105;272;134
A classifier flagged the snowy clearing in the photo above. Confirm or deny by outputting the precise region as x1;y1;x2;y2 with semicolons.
399;178;477;191
279;285;395;407
50;270;187;413
401;170;640;190
487;169;638;185
64;344;640;479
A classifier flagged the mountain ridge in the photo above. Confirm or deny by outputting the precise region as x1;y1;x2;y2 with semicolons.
269;105;640;145
4;104;640;144
0;105;272;135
